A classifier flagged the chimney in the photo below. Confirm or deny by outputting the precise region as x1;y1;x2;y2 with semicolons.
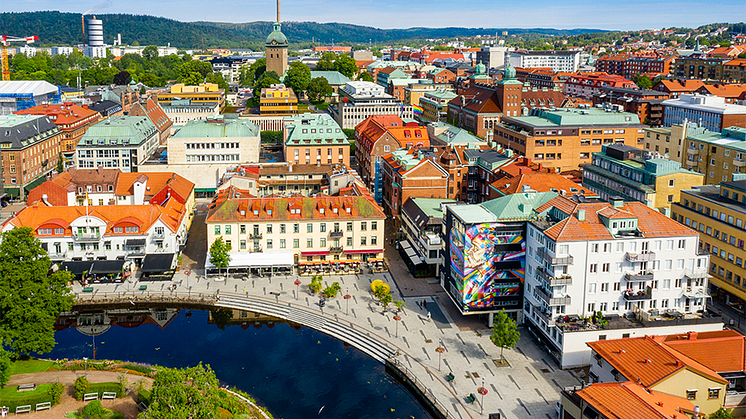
41;194;51;206
577;209;586;221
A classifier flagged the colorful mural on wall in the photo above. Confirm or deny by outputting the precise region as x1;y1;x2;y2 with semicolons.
449;223;525;309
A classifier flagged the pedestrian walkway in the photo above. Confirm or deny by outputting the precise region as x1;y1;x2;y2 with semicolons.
70;268;580;419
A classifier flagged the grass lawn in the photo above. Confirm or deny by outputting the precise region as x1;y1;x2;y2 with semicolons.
0;384;53;400
11;359;53;375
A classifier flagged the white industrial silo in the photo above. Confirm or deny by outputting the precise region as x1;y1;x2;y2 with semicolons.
87;17;104;46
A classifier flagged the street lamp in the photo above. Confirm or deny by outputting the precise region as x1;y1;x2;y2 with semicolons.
83;357;88;378
393;314;401;338
344;288;352;316
435;344;445;371
477;378;488;414
294;279;301;300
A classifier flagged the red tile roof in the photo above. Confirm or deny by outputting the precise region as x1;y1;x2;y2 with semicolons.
656;330;746;374
576;381;695;419
129;97;173;133
15;102;99;127
490;173;595;196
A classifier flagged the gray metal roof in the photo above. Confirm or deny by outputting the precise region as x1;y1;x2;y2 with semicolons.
0;114;59;149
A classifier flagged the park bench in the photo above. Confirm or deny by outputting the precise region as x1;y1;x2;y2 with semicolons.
102;392;117;400
15;405;32;414
83;393;98;401
138;402;149;411
139;285;147;291
17;384;35;392
82;287;94;293
35;402;51;412
445;373;455;382
466;393;476;404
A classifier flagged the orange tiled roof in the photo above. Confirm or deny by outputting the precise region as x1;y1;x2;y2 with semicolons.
15;102;99;127
542;201;697;242
656;79;706;92
490;173;595;196
116;172;194;203
4;201;185;234
697;83;746;98
587;336;727;387
576;381;695;419
27;181;70;206
657;330;746;374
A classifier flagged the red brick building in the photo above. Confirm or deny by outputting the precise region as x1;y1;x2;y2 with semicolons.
15;103;100;159
594;53;676;78
591;86;670;125
564;72;637;99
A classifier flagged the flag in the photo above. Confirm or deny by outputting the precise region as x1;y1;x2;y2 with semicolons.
413;104;424;115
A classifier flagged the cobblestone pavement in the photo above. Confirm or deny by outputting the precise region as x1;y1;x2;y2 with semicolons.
72;267;580;419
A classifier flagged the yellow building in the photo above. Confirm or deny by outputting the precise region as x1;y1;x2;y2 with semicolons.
683;126;746;184
643;123;689;162
582;144;704;212
260;84;298;116
155;83;226;111
205;190;386;268
672;175;746;309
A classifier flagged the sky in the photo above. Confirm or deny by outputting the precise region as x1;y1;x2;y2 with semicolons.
3;0;745;31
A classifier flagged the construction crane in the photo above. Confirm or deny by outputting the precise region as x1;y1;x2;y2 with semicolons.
1;35;39;81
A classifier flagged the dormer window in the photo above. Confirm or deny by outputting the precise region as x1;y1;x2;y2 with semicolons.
320;208;325;214
240;210;246;216
346;207;351;213
254;210;259;215
333;208;338;213
267;209;272;216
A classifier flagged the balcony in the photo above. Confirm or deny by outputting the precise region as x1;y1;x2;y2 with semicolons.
683;268;709;281
623;287;652;301
686;148;699;155
250;233;263;240
537;247;574;265
624;271;654;282
535;267;554;284
330;231;343;238
329;246;344;254
250;246;263;253
725;391;746;408
152;231;165;239
535;287;571;306
48;252;67;260
536;308;556;326
625;251;656;262
551;275;573;286
419;234;441;249
74;232;101;241
549;295;572;306
734;158;746;167
535;286;551;304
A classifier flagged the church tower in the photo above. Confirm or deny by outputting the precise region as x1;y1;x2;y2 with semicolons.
266;0;289;77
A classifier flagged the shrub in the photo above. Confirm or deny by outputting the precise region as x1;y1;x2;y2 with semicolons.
322;282;341;298
0;384;54;412
137;388;152;406
48;382;64;405
86;382;121;398
82;399;105;418
74;376;89;400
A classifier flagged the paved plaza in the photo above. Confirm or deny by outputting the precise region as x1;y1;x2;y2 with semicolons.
72;262;581;419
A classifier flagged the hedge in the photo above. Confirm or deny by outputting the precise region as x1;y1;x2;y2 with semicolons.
0;384;55;412
86;382;122;398
137;389;152;406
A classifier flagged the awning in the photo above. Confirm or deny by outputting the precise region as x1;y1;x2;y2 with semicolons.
344;249;383;255
403;239;424;265
126;239;146;246
301;250;330;256
141;253;175;273
205;250;294;269
60;261;93;275
4;187;20;198
24;176;48;192
90;260;125;274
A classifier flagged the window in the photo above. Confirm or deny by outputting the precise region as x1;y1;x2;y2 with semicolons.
588;283;597;293
280;224;286;234
240;225;246;234
361;222;367;231
591;244;599;253
346;237;353;247
307;238;313;248
372;221;378;230
708;388;719;399
668;179;675;187
240;240;246;250
320;223;326;232
293;239;299;248
267;224;273;234
371;236;377;245
293;224;299;233
602;263;610;273
601;283;609;292
590;264;598;273
678;239;685;249
214;226;221;235
280;239;286;248
267;239;273;249
307;223;313;233
347;222;353;232
225;225;231;234
360;236;367;246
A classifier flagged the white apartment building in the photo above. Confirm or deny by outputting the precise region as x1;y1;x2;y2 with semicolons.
662;94;746;133
51;46;75;56
331;81;413;129
75;116;159;172
523;196;721;369
506;50;581;73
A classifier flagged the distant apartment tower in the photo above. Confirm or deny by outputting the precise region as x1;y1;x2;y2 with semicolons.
507;50;581;73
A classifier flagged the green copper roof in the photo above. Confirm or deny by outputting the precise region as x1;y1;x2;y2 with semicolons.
435;125;485;145
687;126;746;152
80;116;157;146
309;71;352;86
172;118;259;138
284;114;349;146
425;90;457;100
450;205;498;224
480;192;558;221
509;107;642;127
266;22;288;47
409;198;457;219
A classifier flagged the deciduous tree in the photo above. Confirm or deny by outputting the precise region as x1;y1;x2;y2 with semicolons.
333;54;358;78
143;364;221;419
0;227;74;356
490;309;520;361
284;62;311;98
307;77;333;102
208;237;231;276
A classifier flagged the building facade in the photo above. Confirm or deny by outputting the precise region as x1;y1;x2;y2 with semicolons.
15;102;101;159
662;94;746;133
330;81;413;129
168;118;260;165
283;114;350;167
683;126;746;183
260;84;298;116
0;114;63;199
75;116;159;173
506;50;581;73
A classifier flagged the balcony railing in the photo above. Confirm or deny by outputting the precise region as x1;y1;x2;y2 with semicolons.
686;148;699;155
623;287;653;301
535;286;551;304
549;295;572;306
537;247;574;265
74;232;101;241
250;233;263;240
419;234;441;249
536;308;556;326
330;231;343;238
329;246;344;254
625;251;656;262
48;252;67;259
535;268;553;284
152;232;165;239
734;158;745;167
624;271;654;282
551;276;573;286
683;268;709;280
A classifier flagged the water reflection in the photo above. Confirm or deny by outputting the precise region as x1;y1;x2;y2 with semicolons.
49;307;432;419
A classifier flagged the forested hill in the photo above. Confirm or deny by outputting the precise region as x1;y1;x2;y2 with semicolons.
0;11;609;49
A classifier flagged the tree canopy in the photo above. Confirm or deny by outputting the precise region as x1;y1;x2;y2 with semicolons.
307;77;333;102
209;237;231;274
0;227;74;356
490;310;520;360
284;62;312;98
143;363;221;419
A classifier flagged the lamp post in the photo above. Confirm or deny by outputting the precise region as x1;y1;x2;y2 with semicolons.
344;289;351;316
477;379;488;414
294;279;301;300
393;314;401;338
83;357;88;378
435;344;445;371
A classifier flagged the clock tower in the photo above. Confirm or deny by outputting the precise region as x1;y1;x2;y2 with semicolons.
265;0;288;77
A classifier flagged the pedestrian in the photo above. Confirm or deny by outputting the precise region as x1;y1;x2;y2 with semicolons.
426;311;431;322
423;299;427;309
